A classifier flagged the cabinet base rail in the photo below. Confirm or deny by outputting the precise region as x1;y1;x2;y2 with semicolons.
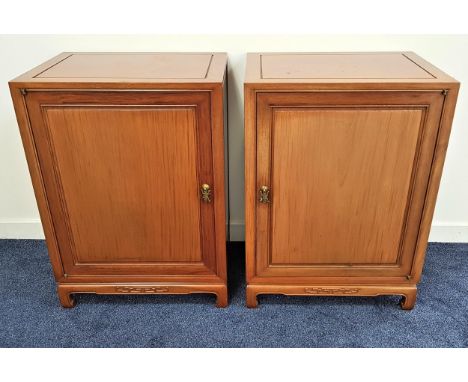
57;282;228;308
246;283;417;310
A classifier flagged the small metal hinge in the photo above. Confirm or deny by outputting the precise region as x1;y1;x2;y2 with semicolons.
20;89;27;96
64;273;68;278
442;89;448;96
406;275;412;280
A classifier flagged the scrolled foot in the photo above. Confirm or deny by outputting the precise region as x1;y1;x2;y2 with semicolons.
400;290;417;310
246;286;258;308
58;289;76;308
215;287;228;308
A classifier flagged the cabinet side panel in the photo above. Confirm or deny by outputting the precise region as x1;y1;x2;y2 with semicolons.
270;108;422;265
411;86;460;281
8;86;65;279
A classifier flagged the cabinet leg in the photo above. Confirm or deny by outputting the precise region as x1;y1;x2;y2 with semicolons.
215;286;228;308
246;286;258;308
400;289;417;310
57;288;76;308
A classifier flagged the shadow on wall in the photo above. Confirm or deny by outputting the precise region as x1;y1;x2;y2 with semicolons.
226;53;246;241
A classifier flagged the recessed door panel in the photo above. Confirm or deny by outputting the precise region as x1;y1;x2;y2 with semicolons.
26;91;217;277
255;92;444;278
270;108;421;265
44;107;202;263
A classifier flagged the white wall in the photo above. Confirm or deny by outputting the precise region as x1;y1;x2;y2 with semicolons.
1;35;467;242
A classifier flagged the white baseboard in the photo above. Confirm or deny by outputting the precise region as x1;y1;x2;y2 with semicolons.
428;222;468;243
1;218;467;243
0;218;45;239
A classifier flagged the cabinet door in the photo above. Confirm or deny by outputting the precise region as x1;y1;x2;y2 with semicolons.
25;91;220;279
254;91;444;279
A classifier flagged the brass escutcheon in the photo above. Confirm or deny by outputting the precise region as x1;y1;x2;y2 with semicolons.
259;185;270;203
200;183;212;202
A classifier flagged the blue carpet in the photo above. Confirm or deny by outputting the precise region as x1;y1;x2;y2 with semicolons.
0;240;467;347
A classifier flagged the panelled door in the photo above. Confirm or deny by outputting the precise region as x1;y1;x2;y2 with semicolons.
255;91;444;278
25;91;218;277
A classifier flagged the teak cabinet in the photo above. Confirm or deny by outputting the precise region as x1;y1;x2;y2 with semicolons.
10;52;228;307
244;52;459;309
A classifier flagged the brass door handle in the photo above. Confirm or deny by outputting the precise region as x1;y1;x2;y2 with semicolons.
200;183;212;203
259;185;270;203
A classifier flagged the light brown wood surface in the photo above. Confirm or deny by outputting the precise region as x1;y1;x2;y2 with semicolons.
244;52;460;309
9;52;228;307
58;283;228;308
269;108;422;265
245;52;458;85
246;284;417;310
24;91;218;277
45;106;202;263
254;91;444;280
11;52;227;85
37;53;213;79
260;53;434;79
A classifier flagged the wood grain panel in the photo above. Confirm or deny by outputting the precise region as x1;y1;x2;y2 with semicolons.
269;108;422;265
260;53;434;79
44;106;202;263
36;53;213;79
245;52;458;85
10;52;227;86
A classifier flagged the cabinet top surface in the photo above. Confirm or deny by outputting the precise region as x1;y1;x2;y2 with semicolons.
10;52;227;86
245;52;458;86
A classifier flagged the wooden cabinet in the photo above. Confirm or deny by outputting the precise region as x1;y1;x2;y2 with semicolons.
244;52;459;309
10;52;228;307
